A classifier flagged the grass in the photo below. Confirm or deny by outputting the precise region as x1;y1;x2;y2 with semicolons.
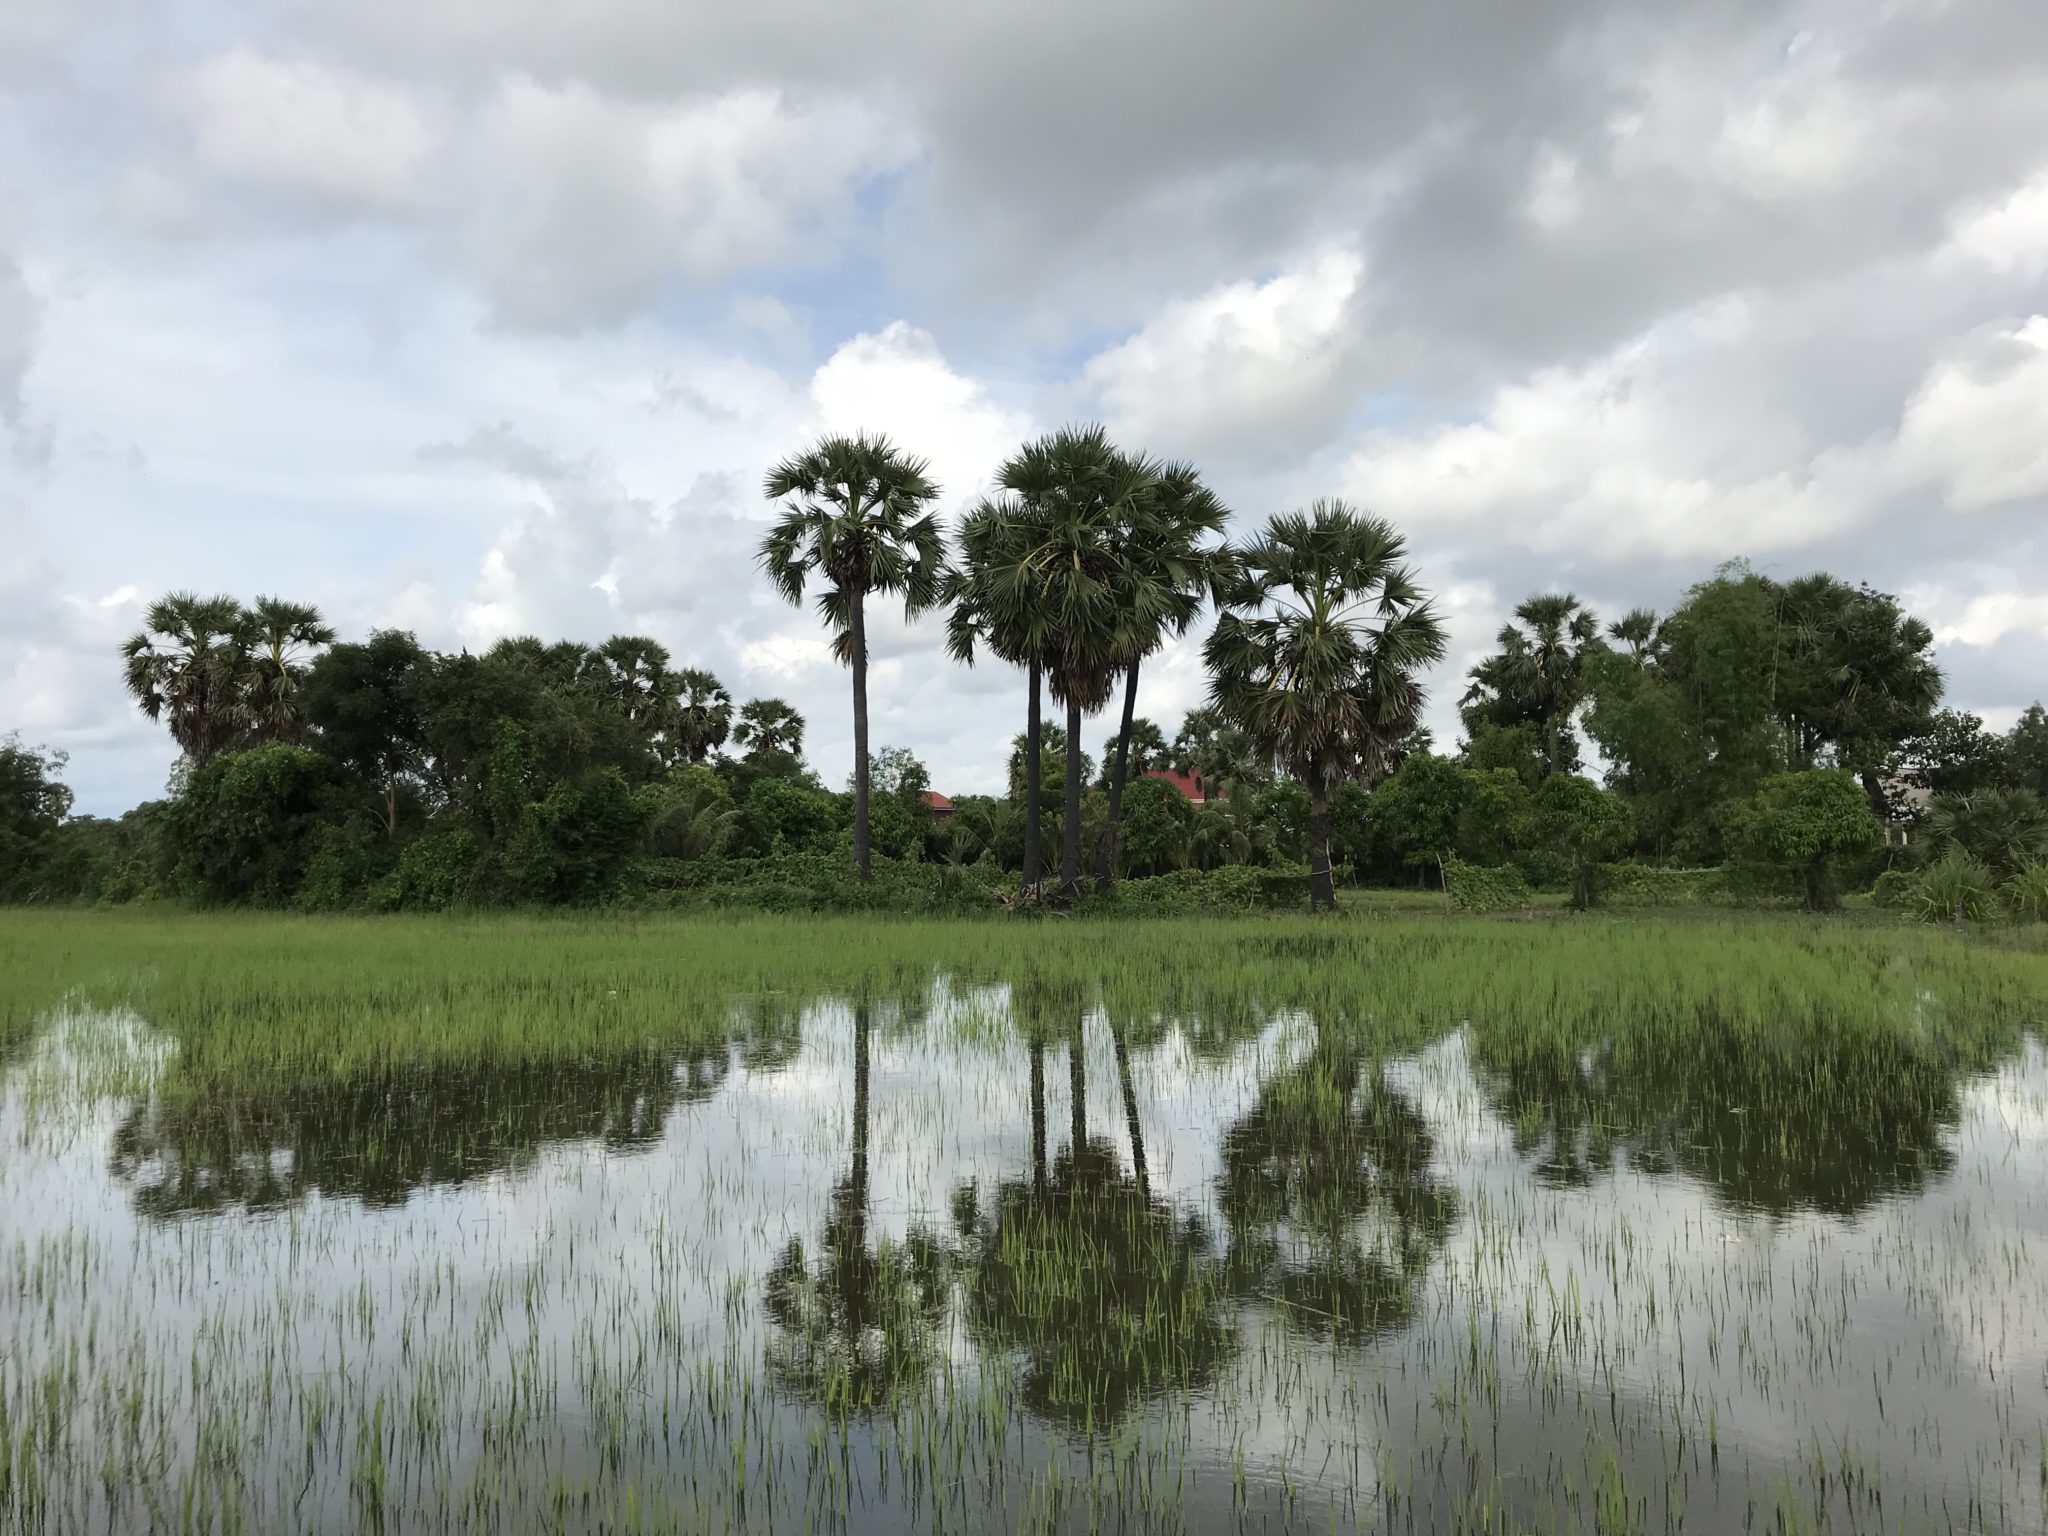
1;906;2045;1532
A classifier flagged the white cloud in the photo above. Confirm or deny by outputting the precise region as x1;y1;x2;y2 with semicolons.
1945;169;2048;279
1926;591;2048;649
1081;250;1363;460
179;49;436;212
461;79;915;327
1891;317;2048;511
0;253;39;454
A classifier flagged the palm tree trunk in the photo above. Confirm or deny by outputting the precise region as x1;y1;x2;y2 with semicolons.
849;585;872;883
1060;693;1084;898
1111;1023;1148;1201
1068;1021;1087;1161
1094;663;1140;894
1029;1037;1046;1192
1022;661;1043;893
1308;783;1335;912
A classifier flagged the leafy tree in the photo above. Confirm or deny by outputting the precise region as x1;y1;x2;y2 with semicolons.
1729;770;1876;912
1006;724;1091;809
1114;774;1195;876
868;745;931;805
639;765;739;860
162;743;335;904
763;433;945;883
500;766;646;904
1367;752;1468;885
1461;593;1598;776
122;592;250;768
1172;706;1270;793
239;596;335;745
0;736;74;901
735;777;841;857
1188;795;1272;871
1528;773;1633;910
299;630;430;835
734;698;805;760
2003;705;2048;797
1889;709;2006;800
1206;502;1447;910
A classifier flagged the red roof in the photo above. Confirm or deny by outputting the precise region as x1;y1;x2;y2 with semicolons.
1144;768;1210;803
920;790;954;815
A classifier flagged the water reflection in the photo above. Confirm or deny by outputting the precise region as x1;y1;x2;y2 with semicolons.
1218;1041;1456;1343
1472;1021;1988;1216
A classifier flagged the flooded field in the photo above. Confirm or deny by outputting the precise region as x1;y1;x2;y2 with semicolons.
2;912;2046;1534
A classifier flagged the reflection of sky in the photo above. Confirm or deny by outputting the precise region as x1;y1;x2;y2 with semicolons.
2;1001;2043;1534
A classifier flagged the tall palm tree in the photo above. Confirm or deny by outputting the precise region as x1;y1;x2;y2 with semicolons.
1097;718;1168;784
121;592;250;768
999;426;1160;900
946;500;1056;892
1461;592;1598;777
733;697;805;760
239;597;335;745
762;434;945;883
672;667;733;763
1206;501;1447;911
1095;463;1230;893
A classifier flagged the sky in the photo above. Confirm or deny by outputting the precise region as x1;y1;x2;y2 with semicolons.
3;0;2047;815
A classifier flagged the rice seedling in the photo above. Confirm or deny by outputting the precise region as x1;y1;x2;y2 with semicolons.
0;908;2044;1532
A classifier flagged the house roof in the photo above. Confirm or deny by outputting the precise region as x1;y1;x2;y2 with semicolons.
1143;768;1209;802
919;790;954;812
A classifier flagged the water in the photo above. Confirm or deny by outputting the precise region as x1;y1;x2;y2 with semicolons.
3;985;2045;1533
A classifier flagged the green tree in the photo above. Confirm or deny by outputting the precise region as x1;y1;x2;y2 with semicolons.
672;667;734;764
639;764;739;860
0;736;74;901
122;592;250;768
2003;705;2048;796
1114;773;1195;876
734;697;805;760
1096;463;1229;893
299;630;430;835
1207;503;1447;910
1729;770;1879;912
1528;773;1633;910
162;743;335;904
1889;709;2006;799
1367;752;1468;884
999;426;1161;900
762;433;945;883
239;597;335;745
1172;705;1270;792
1461;592;1598;777
1096;718;1168;786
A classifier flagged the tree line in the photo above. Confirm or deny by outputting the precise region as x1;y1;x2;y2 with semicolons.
5;425;2048;915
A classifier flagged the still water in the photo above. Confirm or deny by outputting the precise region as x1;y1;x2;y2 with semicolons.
3;985;2044;1533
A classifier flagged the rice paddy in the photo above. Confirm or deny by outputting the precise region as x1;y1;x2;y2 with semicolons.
2;909;2045;1533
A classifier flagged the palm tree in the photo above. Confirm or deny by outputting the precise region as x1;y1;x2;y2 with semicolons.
121;592;250;768
762;434;945;883
946;498;1055;892
1095;463;1230;893
1461;592;1598;777
1097;718;1168;785
672;667;733;763
1206;501;1447;911
1607;607;1659;662
734;697;805;760
1925;788;2048;880
593;635;672;727
999;426;1161;900
239;597;335;745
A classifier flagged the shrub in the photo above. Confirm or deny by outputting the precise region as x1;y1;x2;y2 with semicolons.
1443;858;1531;913
2000;859;2048;923
1905;848;1997;925
1598;864;1731;907
1728;770;1879;913
1869;868;1914;911
396;826;484;911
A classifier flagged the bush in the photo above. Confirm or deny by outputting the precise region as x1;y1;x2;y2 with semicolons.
1999;859;2048;923
396;826;484;911
162;744;334;905
1598;864;1731;907
1905;848;1997;925
1870;868;1914;911
1443;858;1531;913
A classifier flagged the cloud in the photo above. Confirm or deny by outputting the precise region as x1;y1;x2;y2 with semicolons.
459;79;915;328
1945;169;2048;280
1893;317;2048;511
178;49;436;213
1082;250;1364;462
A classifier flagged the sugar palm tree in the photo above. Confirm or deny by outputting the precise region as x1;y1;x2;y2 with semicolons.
1461;592;1598;777
734;697;805;760
239;597;335;745
1097;718;1168;785
999;426;1160;900
946;499;1056;893
121;591;251;768
672;667;733;763
1095;463;1230;893
1206;502;1446;911
762;434;945;882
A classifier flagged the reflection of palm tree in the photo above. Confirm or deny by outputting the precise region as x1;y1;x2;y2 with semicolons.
1475;1023;1977;1217
1220;1041;1456;1343
110;1046;724;1217
762;1001;949;1413
953;1016;1232;1430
